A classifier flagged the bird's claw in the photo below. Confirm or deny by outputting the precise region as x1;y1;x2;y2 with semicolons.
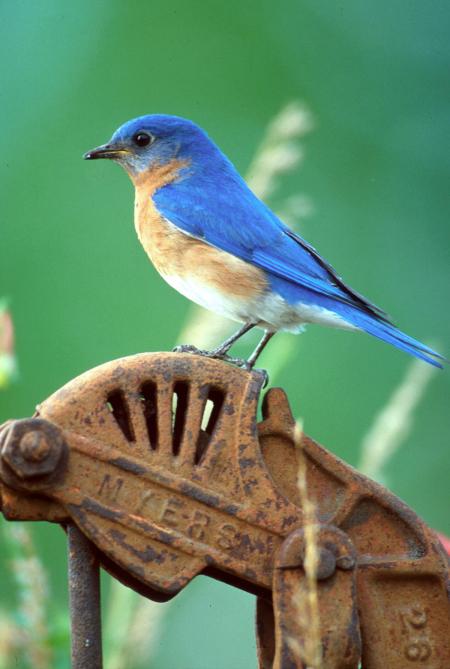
173;344;269;385
172;344;210;356
173;344;243;364
234;359;269;387
245;365;269;387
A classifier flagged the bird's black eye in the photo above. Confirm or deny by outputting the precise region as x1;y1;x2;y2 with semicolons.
133;131;153;147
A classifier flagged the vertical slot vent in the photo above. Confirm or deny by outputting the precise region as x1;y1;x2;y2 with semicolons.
106;389;135;443
195;386;225;465
140;381;158;450
172;381;190;456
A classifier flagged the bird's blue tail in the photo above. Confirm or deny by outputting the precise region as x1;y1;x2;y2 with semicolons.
348;311;445;368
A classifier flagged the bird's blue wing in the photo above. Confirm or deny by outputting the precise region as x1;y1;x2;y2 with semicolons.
153;172;389;321
153;172;444;367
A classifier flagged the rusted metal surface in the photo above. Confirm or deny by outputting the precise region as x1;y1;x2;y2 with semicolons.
0;352;449;668
68;524;103;669
270;526;361;669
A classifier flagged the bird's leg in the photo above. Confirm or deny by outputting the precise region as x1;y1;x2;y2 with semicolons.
242;330;275;370
173;322;256;363
209;322;256;357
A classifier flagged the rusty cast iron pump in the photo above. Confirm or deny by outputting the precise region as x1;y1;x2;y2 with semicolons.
0;353;449;668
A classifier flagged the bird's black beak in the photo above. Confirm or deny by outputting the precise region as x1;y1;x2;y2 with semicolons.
83;143;130;160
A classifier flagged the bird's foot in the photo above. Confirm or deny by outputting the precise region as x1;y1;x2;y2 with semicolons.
173;343;246;365
173;344;269;386
173;344;210;356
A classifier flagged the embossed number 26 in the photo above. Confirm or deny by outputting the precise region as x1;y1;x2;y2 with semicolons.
400;607;432;663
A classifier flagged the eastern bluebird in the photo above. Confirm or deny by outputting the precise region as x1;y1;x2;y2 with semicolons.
84;115;443;369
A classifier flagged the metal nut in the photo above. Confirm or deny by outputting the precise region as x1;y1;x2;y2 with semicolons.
20;430;52;462
316;547;337;580
1;418;67;480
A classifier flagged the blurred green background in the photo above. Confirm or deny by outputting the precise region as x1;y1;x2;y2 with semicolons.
1;1;449;667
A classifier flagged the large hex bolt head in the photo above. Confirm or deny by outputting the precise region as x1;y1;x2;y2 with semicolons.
0;418;68;481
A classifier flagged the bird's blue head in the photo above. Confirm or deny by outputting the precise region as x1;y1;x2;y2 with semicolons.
84;114;221;178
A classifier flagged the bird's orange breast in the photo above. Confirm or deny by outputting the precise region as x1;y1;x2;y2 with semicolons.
132;161;268;301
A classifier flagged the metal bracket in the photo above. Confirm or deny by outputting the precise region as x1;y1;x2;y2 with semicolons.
271;525;360;669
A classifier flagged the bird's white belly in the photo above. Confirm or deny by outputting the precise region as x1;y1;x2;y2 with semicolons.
162;273;357;332
162;273;252;323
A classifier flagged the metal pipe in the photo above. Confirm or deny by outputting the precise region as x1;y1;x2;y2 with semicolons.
67;524;103;669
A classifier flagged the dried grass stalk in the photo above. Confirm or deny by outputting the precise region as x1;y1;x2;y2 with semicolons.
246;101;314;200
2;522;52;669
106;579;167;669
358;358;436;481
288;422;322;669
